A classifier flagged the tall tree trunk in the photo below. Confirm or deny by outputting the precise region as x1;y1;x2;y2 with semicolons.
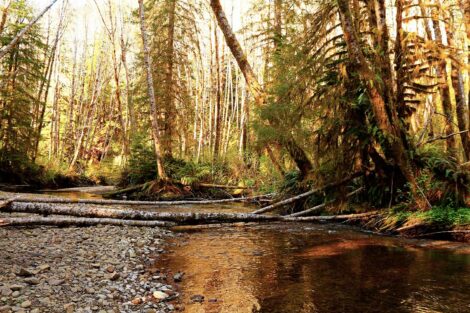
431;5;456;157
0;0;11;36
213;27;222;160
210;0;313;177
138;0;167;180
337;0;424;208
163;0;177;157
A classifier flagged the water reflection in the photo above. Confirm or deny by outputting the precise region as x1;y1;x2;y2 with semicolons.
160;224;470;313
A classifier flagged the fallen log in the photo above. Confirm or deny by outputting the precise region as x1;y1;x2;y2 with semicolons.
252;172;363;214
287;187;364;217
0;217;175;227
4;202;282;224
0;193;274;207
284;211;380;223
197;183;250;190
0;197;19;209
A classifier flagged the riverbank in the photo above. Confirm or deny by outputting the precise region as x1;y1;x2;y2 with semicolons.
0;222;180;313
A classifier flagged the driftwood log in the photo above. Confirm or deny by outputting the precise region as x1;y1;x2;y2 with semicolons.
287;187;364;217
252;173;363;214
3;202;282;224
0;201;382;227
0;217;175;227
0;193;274;207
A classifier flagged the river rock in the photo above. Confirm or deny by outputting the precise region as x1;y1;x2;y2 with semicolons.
0;287;12;297
153;291;169;300
108;273;120;281
190;295;205;303
9;285;23;291
48;279;64;286
20;301;31;309
16;269;33;277
173;272;184;282
24;278;40;285
131;297;143;305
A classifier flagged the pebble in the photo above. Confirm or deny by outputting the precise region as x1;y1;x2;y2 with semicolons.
15;269;33;277
24;278;40;285
152;291;169;300
0;223;176;313
20;301;31;309
0;287;12;297
9;285;22;291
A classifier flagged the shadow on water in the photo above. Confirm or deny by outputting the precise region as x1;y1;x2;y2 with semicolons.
160;224;470;313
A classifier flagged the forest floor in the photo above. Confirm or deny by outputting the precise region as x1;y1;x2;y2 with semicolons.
0;218;182;313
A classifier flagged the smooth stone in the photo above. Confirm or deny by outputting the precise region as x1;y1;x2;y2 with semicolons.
20;301;31;309
11;291;20;298
0;287;12;297
190;295;205;303
16;269;33;277
173;272;184;282
152;291;169;300
48;279;65;286
9;285;23;291
24;278;40;285
108;273;120;281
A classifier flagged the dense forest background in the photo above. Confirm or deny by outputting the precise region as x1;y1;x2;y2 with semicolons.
0;0;469;212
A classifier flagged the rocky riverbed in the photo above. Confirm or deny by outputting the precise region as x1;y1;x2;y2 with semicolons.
0;219;180;313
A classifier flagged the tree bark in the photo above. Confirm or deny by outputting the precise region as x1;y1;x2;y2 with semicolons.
3;202;282;224
252;172;363;214
0;0;59;60
138;0;167;179
163;0;177;157
287;187;364;217
431;5;456;157
210;0;313;176
0;193;273;206
0;217;175;227
337;0;423;208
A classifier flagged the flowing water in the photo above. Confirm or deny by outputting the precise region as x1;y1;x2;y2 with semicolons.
40;189;470;313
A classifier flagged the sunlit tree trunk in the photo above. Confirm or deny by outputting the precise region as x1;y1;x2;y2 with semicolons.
210;0;313;177
431;4;456;157
138;0;167;180
337;0;424;208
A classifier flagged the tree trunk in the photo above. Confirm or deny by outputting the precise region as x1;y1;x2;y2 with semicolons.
287;187;364;217
138;0;167;179
210;0;313;175
431;5;456;157
0;217;175;228
337;0;424;208
0;193;273;206
213;26;222;160
252;172;362;214
4;202;282;224
0;0;59;60
163;0;177;157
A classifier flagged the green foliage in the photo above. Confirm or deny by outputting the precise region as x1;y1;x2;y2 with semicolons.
415;146;469;206
414;207;470;226
120;133;233;186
